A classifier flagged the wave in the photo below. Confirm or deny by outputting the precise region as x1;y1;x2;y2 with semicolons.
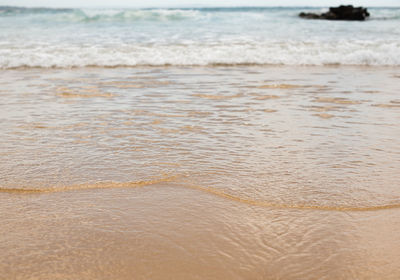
77;9;201;22
0;176;179;193
1;40;399;68
0;6;74;14
1;180;399;212
0;6;202;22
2;6;400;23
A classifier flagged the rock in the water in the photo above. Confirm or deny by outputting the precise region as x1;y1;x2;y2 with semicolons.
299;5;370;21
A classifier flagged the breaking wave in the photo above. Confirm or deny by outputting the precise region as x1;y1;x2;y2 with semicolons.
0;6;202;22
1;40;399;68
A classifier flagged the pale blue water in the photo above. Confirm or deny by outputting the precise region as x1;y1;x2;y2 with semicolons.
0;6;400;67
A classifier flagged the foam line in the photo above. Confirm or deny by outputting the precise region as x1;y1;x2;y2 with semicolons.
1;179;399;212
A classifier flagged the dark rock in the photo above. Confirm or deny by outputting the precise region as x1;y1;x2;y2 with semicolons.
299;5;370;21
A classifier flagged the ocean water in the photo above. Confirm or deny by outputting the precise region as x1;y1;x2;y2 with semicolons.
1;6;400;280
0;6;400;67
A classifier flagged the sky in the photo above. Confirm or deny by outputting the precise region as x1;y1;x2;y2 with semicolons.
0;0;399;8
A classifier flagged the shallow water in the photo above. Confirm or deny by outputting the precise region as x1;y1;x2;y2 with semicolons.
1;66;400;279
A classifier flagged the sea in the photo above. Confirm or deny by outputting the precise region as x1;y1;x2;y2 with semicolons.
0;6;400;67
1;6;400;280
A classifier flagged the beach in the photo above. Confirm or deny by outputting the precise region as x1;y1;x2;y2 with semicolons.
1;6;400;279
1;66;400;279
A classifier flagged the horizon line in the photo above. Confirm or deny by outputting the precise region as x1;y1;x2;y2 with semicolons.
1;4;400;9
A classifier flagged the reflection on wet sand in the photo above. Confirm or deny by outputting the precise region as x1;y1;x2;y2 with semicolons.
1;186;400;279
56;86;115;98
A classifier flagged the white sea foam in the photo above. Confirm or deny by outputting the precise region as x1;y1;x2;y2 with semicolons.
1;40;399;68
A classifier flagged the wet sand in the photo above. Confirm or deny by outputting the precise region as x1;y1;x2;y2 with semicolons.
1;66;400;279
